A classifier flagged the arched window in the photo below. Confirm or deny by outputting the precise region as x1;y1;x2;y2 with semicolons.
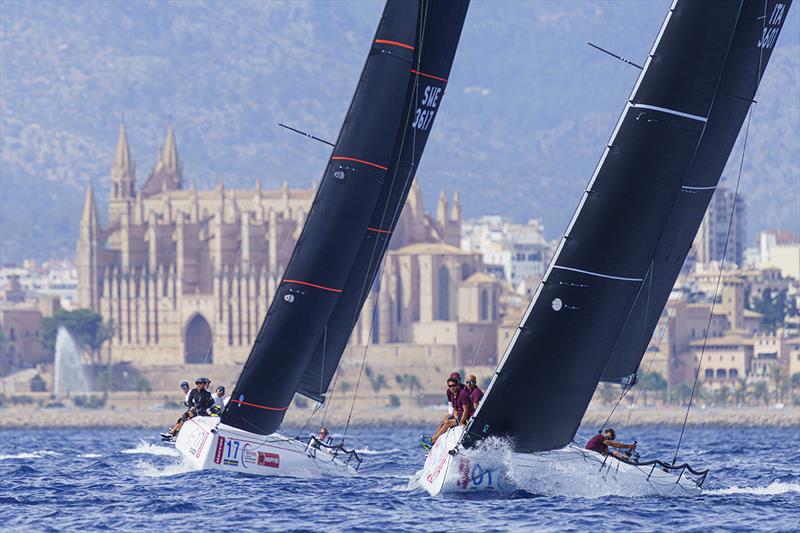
185;314;213;364
480;289;489;321
716;368;727;378
704;368;713;379
729;368;738;378
437;266;449;320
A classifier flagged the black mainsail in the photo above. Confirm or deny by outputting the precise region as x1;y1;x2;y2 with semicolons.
222;0;469;435
463;0;766;453
297;1;470;402
601;0;792;383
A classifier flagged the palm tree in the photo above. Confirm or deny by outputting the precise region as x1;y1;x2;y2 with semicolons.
396;374;423;398
753;381;769;406
135;376;151;407
733;378;748;407
369;373;388;394
791;373;800;405
770;367;786;404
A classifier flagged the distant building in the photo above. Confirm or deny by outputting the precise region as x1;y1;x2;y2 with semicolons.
757;230;800;280
0;276;59;376
695;186;746;267
461;215;552;288
77;125;467;368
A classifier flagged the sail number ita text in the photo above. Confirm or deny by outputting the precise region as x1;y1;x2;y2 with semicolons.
411;85;442;131
758;3;785;49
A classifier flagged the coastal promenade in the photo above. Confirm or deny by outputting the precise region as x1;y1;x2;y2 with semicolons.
3;403;797;430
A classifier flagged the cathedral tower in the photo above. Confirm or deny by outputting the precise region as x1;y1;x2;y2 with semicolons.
77;180;100;311
109;124;136;221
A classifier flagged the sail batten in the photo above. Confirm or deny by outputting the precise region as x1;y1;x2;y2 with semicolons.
464;0;750;453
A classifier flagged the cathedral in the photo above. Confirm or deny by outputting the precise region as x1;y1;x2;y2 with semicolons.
77;126;499;370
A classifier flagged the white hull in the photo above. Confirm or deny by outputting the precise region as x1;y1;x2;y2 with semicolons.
418;426;704;497
175;416;358;477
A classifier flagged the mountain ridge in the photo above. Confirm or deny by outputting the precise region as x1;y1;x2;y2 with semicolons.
1;0;797;263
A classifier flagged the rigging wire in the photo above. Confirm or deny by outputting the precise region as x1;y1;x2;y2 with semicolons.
672;0;768;466
674;119;753;460
340;0;431;445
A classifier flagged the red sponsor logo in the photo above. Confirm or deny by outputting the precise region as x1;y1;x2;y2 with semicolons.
426;453;448;484
214;437;226;465
457;458;470;489
257;451;280;468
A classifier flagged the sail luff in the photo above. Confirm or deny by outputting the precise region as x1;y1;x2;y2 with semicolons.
465;0;682;442
463;0;746;453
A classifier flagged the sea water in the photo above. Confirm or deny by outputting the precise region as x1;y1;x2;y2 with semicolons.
0;425;797;531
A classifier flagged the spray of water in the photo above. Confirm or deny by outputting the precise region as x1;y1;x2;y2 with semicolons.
54;326;91;398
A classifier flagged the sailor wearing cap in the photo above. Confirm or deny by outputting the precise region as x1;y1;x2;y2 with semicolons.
179;380;191;406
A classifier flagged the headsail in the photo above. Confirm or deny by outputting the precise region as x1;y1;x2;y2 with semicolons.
463;0;746;453
222;0;421;435
601;0;792;383
297;0;471;402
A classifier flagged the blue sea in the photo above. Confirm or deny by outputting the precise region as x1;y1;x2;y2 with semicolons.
0;425;798;531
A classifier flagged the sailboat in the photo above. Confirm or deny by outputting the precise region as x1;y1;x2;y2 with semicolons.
419;0;791;496
174;0;469;476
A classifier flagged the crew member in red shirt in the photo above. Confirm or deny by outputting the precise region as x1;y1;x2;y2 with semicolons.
429;373;471;445
586;428;636;460
465;374;483;418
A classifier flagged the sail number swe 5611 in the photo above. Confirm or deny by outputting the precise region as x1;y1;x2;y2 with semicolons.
411;85;442;131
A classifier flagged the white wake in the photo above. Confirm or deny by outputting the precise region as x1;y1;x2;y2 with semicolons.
121;440;180;457
705;481;800;496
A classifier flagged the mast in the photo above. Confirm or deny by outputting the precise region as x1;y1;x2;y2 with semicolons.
221;1;421;435
463;0;748;453
601;0;793;384
297;0;471;402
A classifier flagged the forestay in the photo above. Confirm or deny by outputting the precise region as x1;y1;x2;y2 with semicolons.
601;0;793;383
463;0;745;453
297;0;470;402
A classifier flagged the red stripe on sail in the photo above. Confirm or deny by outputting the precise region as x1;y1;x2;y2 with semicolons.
230;399;289;411
410;69;448;82
375;39;415;50
367;227;392;234
331;156;388;171
283;279;343;293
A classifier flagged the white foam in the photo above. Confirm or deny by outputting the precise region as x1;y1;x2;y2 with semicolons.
79;453;103;458
706;482;800;496
121;440;180;457
134;458;196;478
356;447;402;456
0;450;62;460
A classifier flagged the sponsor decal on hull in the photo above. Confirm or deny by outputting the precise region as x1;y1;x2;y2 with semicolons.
214;437;226;464
189;429;208;458
258;451;280;468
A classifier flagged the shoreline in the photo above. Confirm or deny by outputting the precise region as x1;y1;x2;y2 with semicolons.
2;405;796;430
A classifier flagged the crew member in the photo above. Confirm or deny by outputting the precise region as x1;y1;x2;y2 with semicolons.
465;374;483;418
586;428;636;460
429;373;470;445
